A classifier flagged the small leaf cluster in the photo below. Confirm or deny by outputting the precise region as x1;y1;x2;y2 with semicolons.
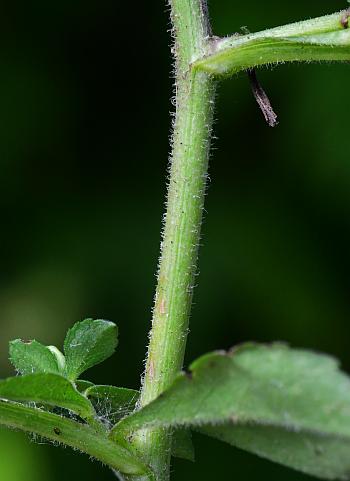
1;319;192;477
2;320;350;480
6;319;121;420
10;318;117;379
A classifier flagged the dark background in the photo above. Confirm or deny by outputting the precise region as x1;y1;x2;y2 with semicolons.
0;1;349;479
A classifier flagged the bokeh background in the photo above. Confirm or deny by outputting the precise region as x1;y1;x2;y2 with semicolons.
0;1;349;479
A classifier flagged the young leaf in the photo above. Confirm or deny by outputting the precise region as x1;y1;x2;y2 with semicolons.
64;319;118;381
172;429;195;462
0;373;95;419
86;385;139;424
113;344;350;480
47;346;66;372
9;339;62;375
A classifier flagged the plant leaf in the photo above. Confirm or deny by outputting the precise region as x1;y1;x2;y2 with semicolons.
64;319;118;381
47;346;66;372
86;385;139;424
199;424;350;480
75;380;95;393
9;339;62;375
172;429;195;462
0;373;95;419
87;384;195;460
195;13;350;77
114;344;350;480
0;399;151;477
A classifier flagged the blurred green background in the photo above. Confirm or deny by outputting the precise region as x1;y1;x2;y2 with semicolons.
0;1;349;479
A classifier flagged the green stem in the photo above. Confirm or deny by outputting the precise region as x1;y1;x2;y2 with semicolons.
133;1;215;479
131;8;350;481
195;10;350;76
0;400;150;476
2;6;349;481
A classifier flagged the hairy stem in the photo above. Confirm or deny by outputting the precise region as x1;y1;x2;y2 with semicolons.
0;6;350;481
131;9;350;481
133;1;215;479
0;400;150;476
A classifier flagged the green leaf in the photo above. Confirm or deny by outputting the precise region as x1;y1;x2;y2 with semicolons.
195;12;350;77
114;344;350;480
0;399;151;476
86;384;194;460
75;380;95;393
0;373;95;419
47;346;66;372
85;385;139;424
9;339;62;375
64;319;118;381
172;429;195;462
200;424;350;480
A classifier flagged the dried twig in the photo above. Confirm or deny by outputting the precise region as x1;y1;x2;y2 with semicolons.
341;8;350;28
247;68;278;127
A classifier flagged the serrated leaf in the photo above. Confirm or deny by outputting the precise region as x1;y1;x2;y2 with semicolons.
200;424;350;480
9;339;62;375
0;373;94;419
86;385;139;424
64;319;118;381
114;344;350;480
172;429;195;462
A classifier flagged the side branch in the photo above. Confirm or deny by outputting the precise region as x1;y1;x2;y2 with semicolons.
0;400;149;477
194;10;350;76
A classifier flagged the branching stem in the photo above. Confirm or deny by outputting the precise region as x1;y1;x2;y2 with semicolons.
0;400;150;476
195;10;350;76
1;5;350;481
131;5;350;481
